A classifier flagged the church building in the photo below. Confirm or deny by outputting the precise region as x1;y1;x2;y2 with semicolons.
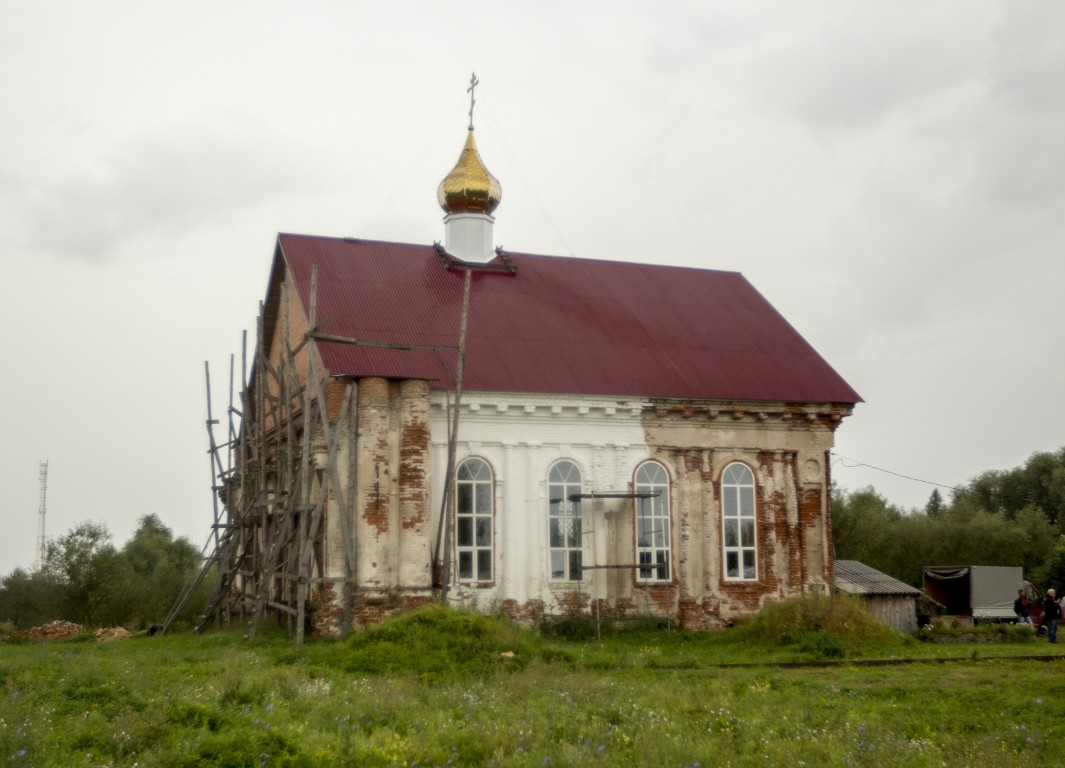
206;83;861;638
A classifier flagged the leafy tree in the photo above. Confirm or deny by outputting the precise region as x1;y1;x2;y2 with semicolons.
41;521;119;625
959;448;1065;526
1035;536;1065;590
1014;505;1055;572
925;489;945;519
20;516;207;630
0;567;61;628
832;485;932;585
111;514;203;629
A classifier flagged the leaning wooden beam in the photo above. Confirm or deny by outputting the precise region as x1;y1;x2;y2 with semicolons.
267;600;299;616
440;267;473;603
308;330;459;352
294;267;320;645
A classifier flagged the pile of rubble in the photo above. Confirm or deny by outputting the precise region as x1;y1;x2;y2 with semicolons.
21;620;83;641
5;621;148;643
94;627;133;642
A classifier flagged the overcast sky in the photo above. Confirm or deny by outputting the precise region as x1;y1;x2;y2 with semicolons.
2;1;1063;574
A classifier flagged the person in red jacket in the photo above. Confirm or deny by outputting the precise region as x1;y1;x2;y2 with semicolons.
1014;588;1033;625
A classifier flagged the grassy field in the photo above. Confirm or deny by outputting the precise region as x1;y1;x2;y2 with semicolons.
2;600;1065;767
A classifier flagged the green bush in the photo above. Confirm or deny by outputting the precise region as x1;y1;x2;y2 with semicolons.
538;613;598;641
734;592;905;658
340;604;533;679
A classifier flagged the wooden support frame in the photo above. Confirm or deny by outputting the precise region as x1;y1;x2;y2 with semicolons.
192;260;468;643
192;268;355;642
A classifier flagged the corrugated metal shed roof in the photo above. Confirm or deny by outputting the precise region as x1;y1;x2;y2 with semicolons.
273;233;862;404
835;560;921;596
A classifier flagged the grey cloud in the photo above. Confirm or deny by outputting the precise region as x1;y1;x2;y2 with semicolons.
751;6;985;135
19;125;341;264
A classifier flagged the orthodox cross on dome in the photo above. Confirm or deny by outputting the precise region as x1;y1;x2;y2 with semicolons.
467;72;479;130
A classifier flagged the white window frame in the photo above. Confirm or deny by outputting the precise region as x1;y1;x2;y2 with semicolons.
456;457;493;583
635;461;671;582
548;460;583;581
721;462;757;581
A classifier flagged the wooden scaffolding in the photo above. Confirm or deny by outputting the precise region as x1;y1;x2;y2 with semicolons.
183;271;358;642
173;260;474;643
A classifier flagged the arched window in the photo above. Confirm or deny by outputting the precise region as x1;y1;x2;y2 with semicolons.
635;462;671;582
722;463;757;580
456;458;493;582
548;460;583;581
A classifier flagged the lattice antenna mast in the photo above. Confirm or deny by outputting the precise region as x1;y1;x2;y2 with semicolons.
36;460;48;570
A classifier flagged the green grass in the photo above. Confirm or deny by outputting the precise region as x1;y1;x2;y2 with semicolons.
2;598;1065;766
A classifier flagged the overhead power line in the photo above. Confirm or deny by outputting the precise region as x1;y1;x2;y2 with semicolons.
830;453;962;494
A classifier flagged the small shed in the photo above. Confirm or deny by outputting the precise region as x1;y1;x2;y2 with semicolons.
835;560;922;634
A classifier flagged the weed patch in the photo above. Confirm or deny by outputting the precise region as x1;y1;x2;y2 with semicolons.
734;593;907;658
918;621;1037;643
340;604;534;679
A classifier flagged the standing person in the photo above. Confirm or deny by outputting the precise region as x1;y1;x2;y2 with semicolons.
1015;588;1033;625
1042;588;1061;643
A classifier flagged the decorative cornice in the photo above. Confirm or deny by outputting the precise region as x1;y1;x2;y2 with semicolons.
428;393;853;429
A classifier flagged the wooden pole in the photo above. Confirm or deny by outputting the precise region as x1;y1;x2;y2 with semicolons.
440;268;472;604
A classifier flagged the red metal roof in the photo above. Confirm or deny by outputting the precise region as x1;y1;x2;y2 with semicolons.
274;233;861;404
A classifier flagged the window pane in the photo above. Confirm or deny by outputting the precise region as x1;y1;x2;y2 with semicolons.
726;551;739;578
458;551;472;580
743;550;756;579
457;517;472;546
475;484;491;513
637;518;651;547
569;550;582;581
568;518;582;547
639;550;652;579
551;551;565;579
656;551;668;580
740;488;755;518
724;519;738;547
476;517;491;546
741;520;755;547
724;487;737;515
457;484;473;514
477;550;492;581
550;519;565;548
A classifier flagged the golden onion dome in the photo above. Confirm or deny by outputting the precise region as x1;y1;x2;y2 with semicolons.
437;129;502;215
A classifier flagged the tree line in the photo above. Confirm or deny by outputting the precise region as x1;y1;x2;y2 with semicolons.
833;447;1065;590
0;515;210;630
